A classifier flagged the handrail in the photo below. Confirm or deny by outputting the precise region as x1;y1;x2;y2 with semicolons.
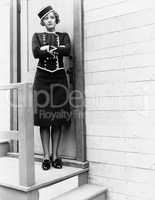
0;82;32;90
0;82;35;187
0;130;19;140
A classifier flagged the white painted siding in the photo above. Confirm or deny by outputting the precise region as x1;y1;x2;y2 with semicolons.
84;0;155;199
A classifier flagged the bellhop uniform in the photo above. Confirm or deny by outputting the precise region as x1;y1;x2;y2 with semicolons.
32;31;71;129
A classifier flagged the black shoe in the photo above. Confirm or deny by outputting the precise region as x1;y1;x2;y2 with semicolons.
52;157;63;169
42;159;51;170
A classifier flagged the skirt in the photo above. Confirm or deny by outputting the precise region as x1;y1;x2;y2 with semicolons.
33;68;71;129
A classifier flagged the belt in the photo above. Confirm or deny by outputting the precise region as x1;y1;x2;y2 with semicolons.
37;66;65;73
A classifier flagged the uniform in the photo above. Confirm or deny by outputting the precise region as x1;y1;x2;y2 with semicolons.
32;31;72;129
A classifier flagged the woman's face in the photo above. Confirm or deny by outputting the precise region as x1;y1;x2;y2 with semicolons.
42;11;56;30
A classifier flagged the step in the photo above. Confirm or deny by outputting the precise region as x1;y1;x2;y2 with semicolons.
7;152;89;169
0;140;10;157
0;157;89;192
51;184;107;200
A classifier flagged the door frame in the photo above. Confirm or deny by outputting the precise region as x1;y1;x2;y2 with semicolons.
11;0;86;163
10;0;21;152
73;0;86;162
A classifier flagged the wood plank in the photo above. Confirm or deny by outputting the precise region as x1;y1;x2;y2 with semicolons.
20;0;29;80
109;192;139;200
0;141;10;157
84;0;155;23
85;66;155;85
85;95;155;111
85;54;155;72
73;0;86;162
87;136;155;154
105;192;127;200
84;0;126;11
18;83;35;187
85;95;152;111
85;40;155;62
86;110;155;123
85;24;155;51
85;8;155;37
7;152;89;169
10;89;18;152
0;131;19;140
85;82;155;97
0;187;39;200
86;109;155;121
0;82;26;90
10;0;18;153
39;177;78;200
86;123;155;139
51;184;107;200
87;149;155;169
89;175;155;198
78;172;88;186
89;162;155;184
86;109;155;139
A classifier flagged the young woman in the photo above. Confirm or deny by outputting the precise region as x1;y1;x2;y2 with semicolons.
32;5;71;170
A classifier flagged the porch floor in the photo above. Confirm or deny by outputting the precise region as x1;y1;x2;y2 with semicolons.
0;157;88;192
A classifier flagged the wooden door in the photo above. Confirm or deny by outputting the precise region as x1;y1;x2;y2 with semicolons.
20;0;76;158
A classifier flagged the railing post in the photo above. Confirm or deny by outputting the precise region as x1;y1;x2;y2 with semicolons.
18;83;35;186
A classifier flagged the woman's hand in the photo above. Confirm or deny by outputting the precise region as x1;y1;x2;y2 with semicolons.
49;46;57;53
40;45;49;52
40;45;58;56
49;46;58;56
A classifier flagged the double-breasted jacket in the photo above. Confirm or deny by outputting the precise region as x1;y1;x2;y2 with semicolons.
32;32;71;73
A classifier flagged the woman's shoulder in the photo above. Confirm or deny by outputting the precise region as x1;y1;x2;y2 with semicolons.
56;32;69;37
33;32;46;36
56;32;70;42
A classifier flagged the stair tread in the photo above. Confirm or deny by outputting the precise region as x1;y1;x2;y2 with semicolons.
0;139;9;144
52;184;107;200
0;157;88;192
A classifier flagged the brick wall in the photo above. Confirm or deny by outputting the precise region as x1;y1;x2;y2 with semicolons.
84;0;155;199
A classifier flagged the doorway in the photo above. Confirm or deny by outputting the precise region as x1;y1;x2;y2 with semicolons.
12;0;86;164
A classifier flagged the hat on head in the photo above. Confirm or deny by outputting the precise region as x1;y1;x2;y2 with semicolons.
38;5;53;20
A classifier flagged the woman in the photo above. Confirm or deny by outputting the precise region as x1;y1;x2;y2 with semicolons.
32;5;71;170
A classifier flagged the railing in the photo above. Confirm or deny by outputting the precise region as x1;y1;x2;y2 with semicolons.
0;82;35;187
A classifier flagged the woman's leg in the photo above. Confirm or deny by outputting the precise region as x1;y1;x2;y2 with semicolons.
40;126;50;160
51;125;62;161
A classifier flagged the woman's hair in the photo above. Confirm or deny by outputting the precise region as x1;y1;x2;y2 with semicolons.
40;10;60;26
